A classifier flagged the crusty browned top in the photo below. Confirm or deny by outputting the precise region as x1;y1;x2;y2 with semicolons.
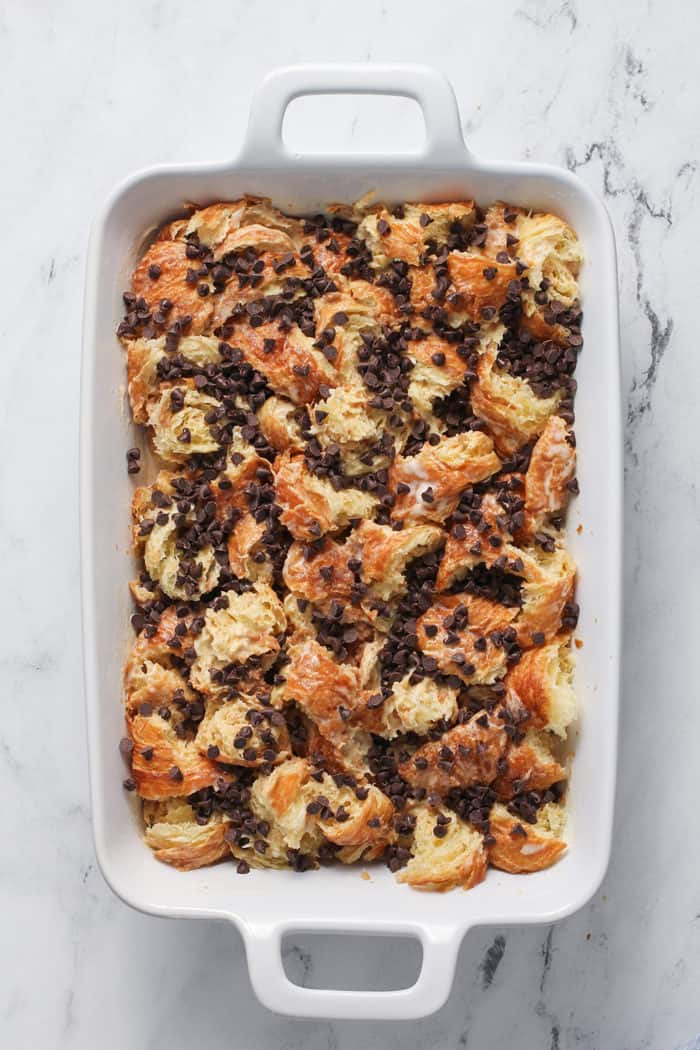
119;196;582;889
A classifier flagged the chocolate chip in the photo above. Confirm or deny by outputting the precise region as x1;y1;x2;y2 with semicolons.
126;447;141;474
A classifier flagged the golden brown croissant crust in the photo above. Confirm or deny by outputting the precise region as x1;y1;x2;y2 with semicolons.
119;196;583;889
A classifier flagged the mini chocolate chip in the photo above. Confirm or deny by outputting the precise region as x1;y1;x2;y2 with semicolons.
126;447;141;474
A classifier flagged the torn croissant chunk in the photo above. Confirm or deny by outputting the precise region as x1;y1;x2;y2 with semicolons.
127;711;223;800
195;694;291;767
189;581;286;694
445;252;518;322
274;451;378;540
390;431;501;524
471;339;561;456
126;334;222;423
245;758;325;866
523;415;577;535
148;383;222;463
399;711;507;796
353;520;444;601
357;201;476;269
488;801;567;873
380;674;459;739
143;800;230;870
397;804;488;892
273;637;371;750
416;593;515;685
239;758;395;869
504;635;576;737
492;730;567;800
515;212;582;306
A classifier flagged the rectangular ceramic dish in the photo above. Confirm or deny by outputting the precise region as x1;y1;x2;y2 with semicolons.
81;64;621;1020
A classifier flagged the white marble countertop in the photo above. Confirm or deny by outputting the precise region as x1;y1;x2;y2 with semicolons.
2;0;699;1046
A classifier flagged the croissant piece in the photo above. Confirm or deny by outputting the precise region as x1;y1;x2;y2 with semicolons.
397;804;487;892
524;415;576;534
127;712;223;800
492;730;566;799
417;593;515;685
504;635;576;737
143;800;230;870
390;432;501;524
274;451;378;540
195;694;291;767
399;712;507;795
487;801;567;873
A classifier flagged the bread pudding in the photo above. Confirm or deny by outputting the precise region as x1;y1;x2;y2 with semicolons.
118;196;582;891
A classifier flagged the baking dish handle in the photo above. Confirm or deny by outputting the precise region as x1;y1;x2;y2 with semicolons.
239;63;470;167
242;922;463;1020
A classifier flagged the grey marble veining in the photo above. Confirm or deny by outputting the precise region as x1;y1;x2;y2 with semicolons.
1;0;699;1046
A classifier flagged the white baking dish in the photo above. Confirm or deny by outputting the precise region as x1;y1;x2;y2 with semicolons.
81;64;622;1021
